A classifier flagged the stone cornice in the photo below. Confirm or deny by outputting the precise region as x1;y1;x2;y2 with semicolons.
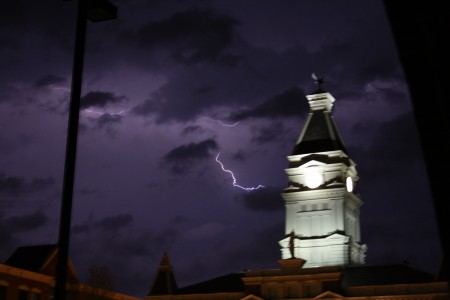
282;187;347;201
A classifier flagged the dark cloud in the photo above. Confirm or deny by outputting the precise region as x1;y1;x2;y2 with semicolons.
30;177;55;190
233;221;284;259
163;139;219;174
351;112;423;180
377;85;408;104
131;49;311;124
231;87;308;121
127;24;404;124
4;211;48;233
0;173;54;196
130;97;161;117
72;214;133;236
37;94;70;114
134;9;240;64
165;139;218;161
72;223;90;234
293;14;403;99
72;214;170;257
182;125;204;135
78;187;98;195
95;214;133;232
334;77;407;106
34;74;66;88
0;175;24;196
80;91;126;109
251;121;285;145
212;222;284;274
96;113;123;128
131;85;210;123
0;84;15;104
0;1;75;49
231;150;247;162
171;215;190;225
358;56;403;83
191;85;215;95
0;35;21;51
235;186;284;211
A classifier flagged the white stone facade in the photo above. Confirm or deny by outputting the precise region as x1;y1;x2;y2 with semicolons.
279;91;366;267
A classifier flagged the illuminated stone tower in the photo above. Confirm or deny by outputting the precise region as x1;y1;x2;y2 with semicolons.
279;75;367;267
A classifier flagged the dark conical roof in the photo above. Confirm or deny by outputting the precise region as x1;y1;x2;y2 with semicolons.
292;110;347;155
148;251;178;296
291;91;347;155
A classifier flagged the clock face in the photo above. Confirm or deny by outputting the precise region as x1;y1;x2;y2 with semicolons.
305;170;323;189
346;176;354;192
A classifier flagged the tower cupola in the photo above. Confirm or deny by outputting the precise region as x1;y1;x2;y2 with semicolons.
279;75;367;267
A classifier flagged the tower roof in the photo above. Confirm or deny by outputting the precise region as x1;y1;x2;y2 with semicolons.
148;251;178;296
291;81;347;155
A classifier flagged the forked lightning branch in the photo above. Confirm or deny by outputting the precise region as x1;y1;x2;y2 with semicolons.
215;152;265;191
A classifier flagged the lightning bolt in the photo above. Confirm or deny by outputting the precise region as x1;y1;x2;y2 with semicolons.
51;86;71;91
215;152;264;191
83;109;125;116
200;117;240;127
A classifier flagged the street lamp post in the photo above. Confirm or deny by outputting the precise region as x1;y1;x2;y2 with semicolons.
55;1;116;299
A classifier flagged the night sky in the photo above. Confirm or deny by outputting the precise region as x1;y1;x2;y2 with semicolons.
0;0;443;297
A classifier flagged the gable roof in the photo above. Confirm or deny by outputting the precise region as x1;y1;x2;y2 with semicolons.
315;290;344;298
4;243;79;283
5;244;57;272
240;294;264;300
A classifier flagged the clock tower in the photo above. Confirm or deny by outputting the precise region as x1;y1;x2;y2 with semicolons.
279;76;367;267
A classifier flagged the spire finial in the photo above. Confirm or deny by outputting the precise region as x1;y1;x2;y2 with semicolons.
311;72;325;92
